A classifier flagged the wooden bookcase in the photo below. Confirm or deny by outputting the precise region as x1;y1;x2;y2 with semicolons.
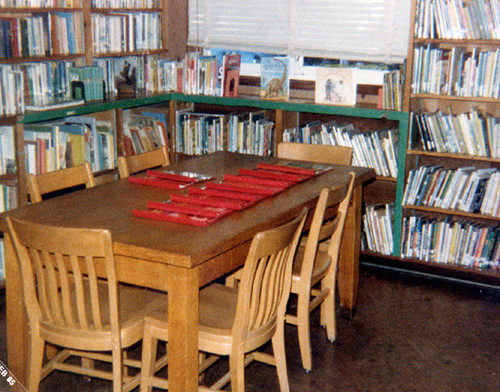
395;0;500;284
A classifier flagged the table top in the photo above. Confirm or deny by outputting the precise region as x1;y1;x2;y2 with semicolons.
0;152;374;268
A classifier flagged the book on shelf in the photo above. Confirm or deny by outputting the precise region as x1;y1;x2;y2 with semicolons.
23;114;114;175
122;111;166;156
413;45;500;99
228;110;274;157
175;109;227;156
0;126;15;175
401;214;500;269
221;53;241;98
362;203;394;256
315;67;356;106
414;0;500;40
260;56;289;101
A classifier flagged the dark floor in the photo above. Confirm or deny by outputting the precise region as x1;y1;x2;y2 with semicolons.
1;264;499;392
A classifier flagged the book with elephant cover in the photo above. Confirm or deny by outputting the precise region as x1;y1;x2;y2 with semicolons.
260;56;289;101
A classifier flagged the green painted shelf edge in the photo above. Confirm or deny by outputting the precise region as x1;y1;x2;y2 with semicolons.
20;92;409;123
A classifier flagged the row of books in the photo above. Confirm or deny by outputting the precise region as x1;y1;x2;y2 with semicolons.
0;12;84;59
0;1;79;6
414;0;500;40
174;108;275;157
150;51;244;98
91;0;158;7
0;184;17;213
381;68;404;111
227;111;274;157
362;203;394;256
283;121;398;178
403;165;500;217
0;126;15;176
91;12;162;54
401;215;499;270
122;110;167;157
175;109;225;156
0;65;24;115
69;66;105;101
412;45;500;98
413;109;500;158
24;115;115;175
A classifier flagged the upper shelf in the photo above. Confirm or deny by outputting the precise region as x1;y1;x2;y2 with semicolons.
19;92;409;124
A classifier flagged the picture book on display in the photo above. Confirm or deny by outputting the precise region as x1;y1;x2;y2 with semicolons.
260;56;289;101
315;67;357;106
221;53;241;97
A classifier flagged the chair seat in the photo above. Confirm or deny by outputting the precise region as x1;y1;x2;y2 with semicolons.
291;245;331;289
41;283;168;351
144;283;238;355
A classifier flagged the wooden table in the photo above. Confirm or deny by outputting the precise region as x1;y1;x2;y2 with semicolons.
1;152;374;391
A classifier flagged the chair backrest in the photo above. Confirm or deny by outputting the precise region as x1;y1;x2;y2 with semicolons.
301;172;356;283
6;217;120;344
232;207;307;346
117;146;170;178
27;162;96;203
277;142;353;165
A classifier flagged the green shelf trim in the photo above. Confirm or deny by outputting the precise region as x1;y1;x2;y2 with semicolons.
20;92;409;124
392;115;410;257
20;93;172;124
170;93;409;121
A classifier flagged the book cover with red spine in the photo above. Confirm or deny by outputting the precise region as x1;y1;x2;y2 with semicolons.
146;200;233;218
257;162;318;176
128;176;190;189
171;193;253;210
132;209;222;226
206;181;283;196
239;168;310;182
189;186;263;202
223;174;294;188
146;170;214;184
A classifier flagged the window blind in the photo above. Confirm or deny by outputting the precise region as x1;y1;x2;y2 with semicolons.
188;0;411;64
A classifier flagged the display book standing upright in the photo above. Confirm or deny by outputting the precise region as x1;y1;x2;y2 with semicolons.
399;0;500;283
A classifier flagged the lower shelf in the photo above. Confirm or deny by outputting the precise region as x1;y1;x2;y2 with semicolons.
360;251;500;288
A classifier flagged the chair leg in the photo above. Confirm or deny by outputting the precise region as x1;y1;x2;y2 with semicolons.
321;271;337;342
229;350;245;392
27;334;45;392
111;346;123;392
297;293;313;371
140;325;158;392
272;321;290;392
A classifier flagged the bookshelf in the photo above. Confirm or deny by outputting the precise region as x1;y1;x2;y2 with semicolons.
398;0;500;284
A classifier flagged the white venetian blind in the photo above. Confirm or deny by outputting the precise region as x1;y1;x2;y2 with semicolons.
188;0;411;64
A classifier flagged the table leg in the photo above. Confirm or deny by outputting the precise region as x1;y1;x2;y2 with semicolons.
167;266;200;392
4;234;29;384
337;184;362;315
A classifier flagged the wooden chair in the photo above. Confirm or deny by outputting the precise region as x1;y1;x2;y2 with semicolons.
117;146;170;178
277;142;353;165
139;208;308;392
6;217;168;392
286;172;356;371
27;162;96;203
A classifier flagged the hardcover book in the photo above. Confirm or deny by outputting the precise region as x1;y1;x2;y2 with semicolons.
260;56;289;101
315;67;356;106
221;53;241;97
